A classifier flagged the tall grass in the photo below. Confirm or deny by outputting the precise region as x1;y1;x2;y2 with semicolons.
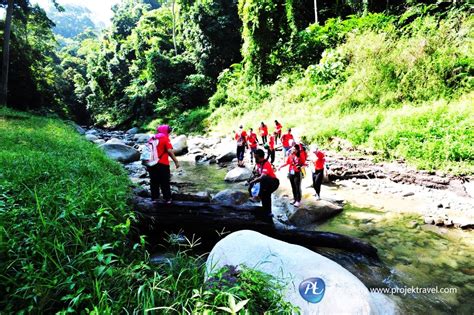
0;107;295;313
208;11;474;173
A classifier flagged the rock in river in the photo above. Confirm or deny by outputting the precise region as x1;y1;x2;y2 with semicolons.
211;189;249;206
224;167;252;182
99;143;140;164
288;199;343;226
171;135;188;156
206;230;398;315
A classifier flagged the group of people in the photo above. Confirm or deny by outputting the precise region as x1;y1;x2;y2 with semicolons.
235;121;326;214
143;121;326;219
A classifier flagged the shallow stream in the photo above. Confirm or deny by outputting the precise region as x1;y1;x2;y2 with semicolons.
170;160;474;314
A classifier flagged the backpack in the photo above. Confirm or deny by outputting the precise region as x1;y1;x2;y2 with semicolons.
237;132;246;146
141;137;164;167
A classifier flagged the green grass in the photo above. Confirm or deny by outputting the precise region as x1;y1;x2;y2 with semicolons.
0;107;295;313
208;12;474;174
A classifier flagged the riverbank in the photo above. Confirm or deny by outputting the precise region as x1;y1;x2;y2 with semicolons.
0;108;292;313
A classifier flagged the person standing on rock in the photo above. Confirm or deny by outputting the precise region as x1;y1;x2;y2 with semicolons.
259;122;268;144
248;128;259;164
147;125;180;204
265;132;277;165
274;120;282;144
311;146;326;200
235;125;248;167
279;144;303;207
248;149;280;218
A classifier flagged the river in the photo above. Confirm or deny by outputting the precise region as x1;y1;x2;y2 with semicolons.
173;159;474;314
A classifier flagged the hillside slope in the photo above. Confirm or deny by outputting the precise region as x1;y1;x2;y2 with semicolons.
208;12;474;174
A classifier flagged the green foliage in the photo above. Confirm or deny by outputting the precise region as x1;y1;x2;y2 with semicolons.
208;10;474;173
238;0;298;83
2;4;64;112
46;4;96;39
0;107;295;313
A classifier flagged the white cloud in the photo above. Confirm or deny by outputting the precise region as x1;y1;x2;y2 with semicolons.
31;0;121;26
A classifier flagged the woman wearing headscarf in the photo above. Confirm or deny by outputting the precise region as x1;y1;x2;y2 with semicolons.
147;125;180;203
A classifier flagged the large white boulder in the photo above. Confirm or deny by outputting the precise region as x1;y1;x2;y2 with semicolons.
99;143;140;164
171;135;188;156
288;199;344;226
206;230;398;315
224;167;252;182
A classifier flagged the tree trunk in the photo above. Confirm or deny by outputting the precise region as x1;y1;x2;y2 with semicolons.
134;197;379;259
0;0;15;105
314;0;318;25
171;0;178;56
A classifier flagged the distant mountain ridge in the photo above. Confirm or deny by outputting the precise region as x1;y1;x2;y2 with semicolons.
46;4;98;38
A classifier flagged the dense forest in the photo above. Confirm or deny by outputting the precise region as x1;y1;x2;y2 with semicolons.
1;0;473;313
1;0;472;172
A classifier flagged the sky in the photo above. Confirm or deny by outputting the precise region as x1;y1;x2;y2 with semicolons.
31;0;121;27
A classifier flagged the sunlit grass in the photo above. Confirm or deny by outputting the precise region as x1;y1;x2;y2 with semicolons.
0;107;294;313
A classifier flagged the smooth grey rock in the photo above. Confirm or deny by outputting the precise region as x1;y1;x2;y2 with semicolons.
224;167;252;182
216;143;237;163
288;200;343;226
206;230;398;315
126;127;140;135
106;137;125;145
72;123;85;135
99;143;140;163
86;129;99;136
171;135;188;156
211;189;249;206
85;134;99;142
133;133;152;144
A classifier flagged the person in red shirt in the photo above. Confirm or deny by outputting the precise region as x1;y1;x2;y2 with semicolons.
278;144;303;207
248;128;258;164
281;128;294;157
274;120;282;144
311;146;326;200
234;125;248;167
259;122;269;144
265;132;276;164
147;125;180;203
248;149;280;217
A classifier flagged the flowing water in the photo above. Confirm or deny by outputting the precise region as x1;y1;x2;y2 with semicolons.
170;160;474;314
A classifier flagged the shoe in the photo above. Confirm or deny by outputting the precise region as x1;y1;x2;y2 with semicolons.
165;200;172;204
294;201;301;207
315;194;321;200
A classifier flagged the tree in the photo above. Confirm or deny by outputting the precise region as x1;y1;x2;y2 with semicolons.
0;0;14;105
